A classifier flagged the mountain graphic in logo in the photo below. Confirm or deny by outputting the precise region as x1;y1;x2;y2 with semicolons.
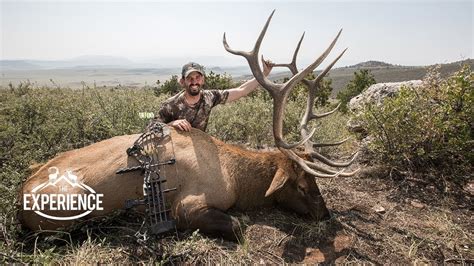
23;167;104;221
32;167;89;193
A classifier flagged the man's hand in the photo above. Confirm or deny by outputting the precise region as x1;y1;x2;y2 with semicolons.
225;57;275;103
169;119;192;132
262;57;274;76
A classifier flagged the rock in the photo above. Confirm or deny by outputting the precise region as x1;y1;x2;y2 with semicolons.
349;80;423;113
304;247;325;263
347;80;422;134
346;80;423;162
372;205;386;213
410;200;425;208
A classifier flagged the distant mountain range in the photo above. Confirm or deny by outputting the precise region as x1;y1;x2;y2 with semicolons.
1;56;472;92
0;55;244;70
1;55;134;70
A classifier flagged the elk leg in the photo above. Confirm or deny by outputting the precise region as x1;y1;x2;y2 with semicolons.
176;203;241;241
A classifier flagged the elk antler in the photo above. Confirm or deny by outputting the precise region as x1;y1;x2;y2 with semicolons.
273;29;359;169
223;10;359;178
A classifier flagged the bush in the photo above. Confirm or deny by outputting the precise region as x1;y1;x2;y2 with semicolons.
154;71;236;96
208;96;273;146
208;86;352;153
204;71;236;90
154;75;181;96
0;82;166;204
337;69;376;113
356;65;473;177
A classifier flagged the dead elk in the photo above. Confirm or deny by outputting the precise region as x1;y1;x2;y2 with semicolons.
19;11;358;240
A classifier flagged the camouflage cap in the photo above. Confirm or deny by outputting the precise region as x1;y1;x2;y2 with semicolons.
181;62;205;78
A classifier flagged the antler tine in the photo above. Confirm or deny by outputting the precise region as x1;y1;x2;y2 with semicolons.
313;47;347;85
313;136;350;148
311;151;359;167
223;10;280;95
223;10;304;150
273;32;305;75
279;148;349;178
281;148;360;178
306;160;360;177
283;29;343;94
311;103;340;119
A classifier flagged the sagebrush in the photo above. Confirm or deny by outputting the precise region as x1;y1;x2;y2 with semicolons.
355;65;473;178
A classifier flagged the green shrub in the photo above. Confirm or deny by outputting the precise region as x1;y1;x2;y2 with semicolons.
154;75;181;96
204;71;236;90
356;65;473;176
337;69;376;113
154;71;236;96
208;96;273;146
0;82;167;200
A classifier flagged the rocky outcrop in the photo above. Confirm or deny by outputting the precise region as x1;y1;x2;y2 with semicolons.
347;80;422;134
347;80;423;161
348;80;423;114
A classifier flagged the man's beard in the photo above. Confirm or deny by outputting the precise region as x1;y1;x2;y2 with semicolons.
187;84;201;96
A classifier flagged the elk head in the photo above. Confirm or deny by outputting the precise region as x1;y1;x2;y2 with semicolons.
223;10;359;219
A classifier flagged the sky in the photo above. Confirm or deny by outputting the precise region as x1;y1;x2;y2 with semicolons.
0;0;472;67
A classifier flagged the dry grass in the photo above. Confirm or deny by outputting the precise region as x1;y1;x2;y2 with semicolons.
3;154;472;264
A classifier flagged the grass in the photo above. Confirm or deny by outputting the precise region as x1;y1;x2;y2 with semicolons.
0;81;353;263
1;74;472;263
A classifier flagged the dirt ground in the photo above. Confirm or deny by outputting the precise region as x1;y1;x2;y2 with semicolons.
207;165;473;264
8;165;473;264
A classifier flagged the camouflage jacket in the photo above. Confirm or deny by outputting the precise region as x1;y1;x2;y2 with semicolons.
148;90;229;132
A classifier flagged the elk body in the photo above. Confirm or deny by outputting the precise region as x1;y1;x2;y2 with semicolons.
20;129;330;240
19;10;358;240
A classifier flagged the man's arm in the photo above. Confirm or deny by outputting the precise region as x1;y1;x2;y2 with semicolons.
155;103;193;132
225;59;274;103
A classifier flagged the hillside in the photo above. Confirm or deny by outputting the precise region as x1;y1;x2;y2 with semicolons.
262;59;474;95
344;60;395;68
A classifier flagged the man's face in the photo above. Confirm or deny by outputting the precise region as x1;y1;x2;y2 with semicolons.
181;71;205;96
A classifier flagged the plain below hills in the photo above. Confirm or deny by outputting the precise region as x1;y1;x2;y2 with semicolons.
1;58;472;93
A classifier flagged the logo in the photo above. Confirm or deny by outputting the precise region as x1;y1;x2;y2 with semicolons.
138;112;154;119
23;167;104;220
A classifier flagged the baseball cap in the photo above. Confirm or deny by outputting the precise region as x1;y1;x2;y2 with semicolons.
182;62;205;78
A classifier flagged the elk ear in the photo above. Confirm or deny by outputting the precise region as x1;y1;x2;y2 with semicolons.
265;168;290;197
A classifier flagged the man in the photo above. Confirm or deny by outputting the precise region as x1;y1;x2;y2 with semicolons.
149;60;273;132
